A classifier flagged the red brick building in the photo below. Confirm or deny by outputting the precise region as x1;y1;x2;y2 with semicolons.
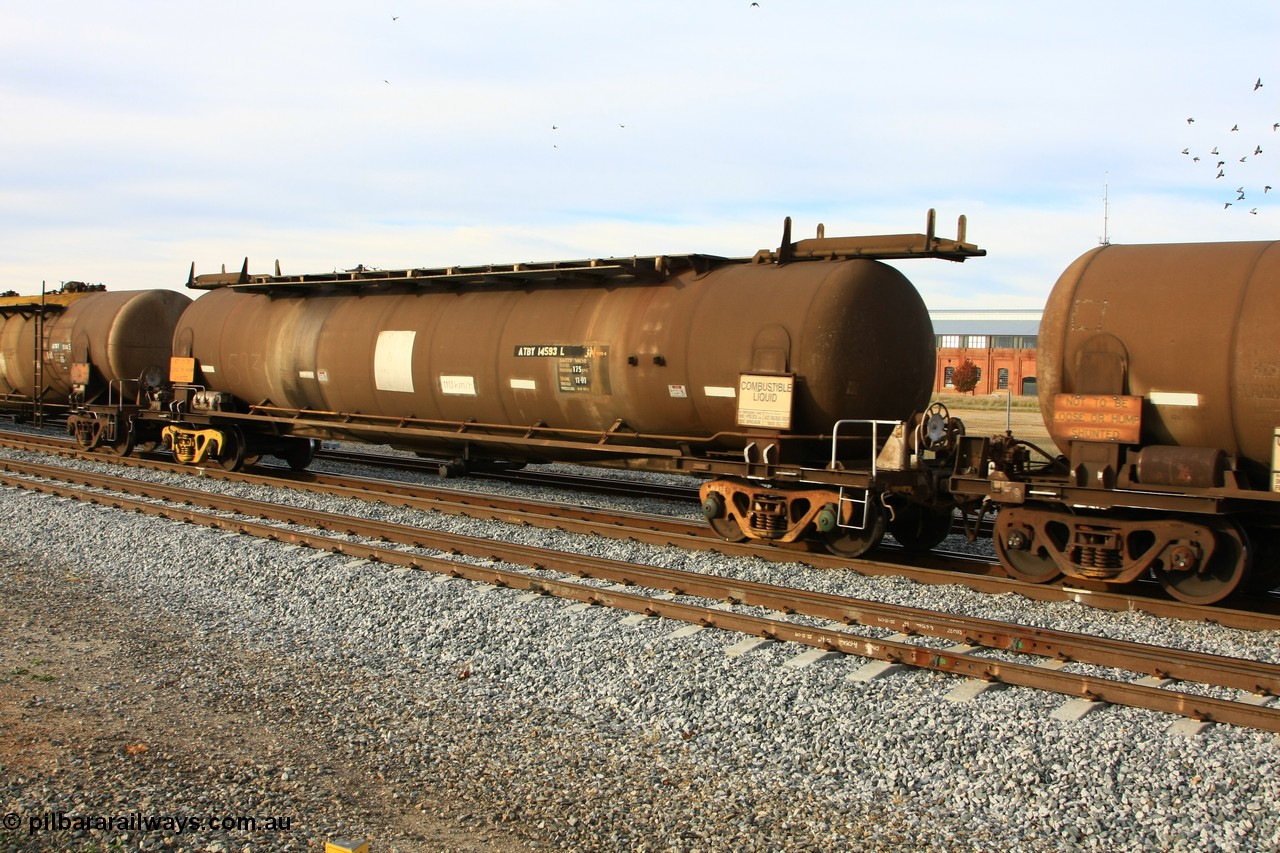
931;309;1040;397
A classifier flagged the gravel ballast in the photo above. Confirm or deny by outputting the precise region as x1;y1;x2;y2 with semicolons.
2;444;1279;851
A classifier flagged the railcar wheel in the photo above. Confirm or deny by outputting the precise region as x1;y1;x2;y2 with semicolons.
821;500;886;558
282;438;318;471
708;516;748;542
995;523;1062;584
216;426;247;472
702;491;747;542
887;503;954;552
1243;530;1280;593
1154;519;1249;605
105;424;135;458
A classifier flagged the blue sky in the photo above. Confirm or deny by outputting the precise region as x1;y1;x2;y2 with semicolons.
2;1;1277;307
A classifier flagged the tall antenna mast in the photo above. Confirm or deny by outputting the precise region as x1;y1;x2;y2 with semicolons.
1100;174;1111;245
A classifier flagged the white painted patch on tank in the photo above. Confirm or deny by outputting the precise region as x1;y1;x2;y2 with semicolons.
374;330;416;393
704;386;736;398
510;378;536;390
1149;391;1200;407
440;375;477;396
298;370;315;380
202;365;217;374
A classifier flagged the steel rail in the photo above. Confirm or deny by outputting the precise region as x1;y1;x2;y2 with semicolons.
3;428;1280;631
4;460;1280;728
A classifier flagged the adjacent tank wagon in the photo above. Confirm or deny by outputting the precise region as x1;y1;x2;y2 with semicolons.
1038;240;1280;483
952;240;1280;604
0;287;190;435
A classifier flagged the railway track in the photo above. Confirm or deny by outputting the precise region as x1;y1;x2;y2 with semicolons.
3;427;1278;628
3;452;1280;733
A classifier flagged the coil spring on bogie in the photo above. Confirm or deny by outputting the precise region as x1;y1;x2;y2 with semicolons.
1066;527;1124;577
70;417;100;448
749;496;788;538
171;432;197;454
1075;546;1122;568
1069;530;1124;576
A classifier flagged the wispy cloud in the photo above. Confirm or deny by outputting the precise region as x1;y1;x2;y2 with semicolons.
1;1;1277;306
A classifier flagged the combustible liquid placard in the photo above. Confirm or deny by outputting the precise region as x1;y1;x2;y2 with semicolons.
737;373;794;429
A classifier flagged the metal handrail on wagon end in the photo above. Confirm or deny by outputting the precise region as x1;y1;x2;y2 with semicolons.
829;418;901;531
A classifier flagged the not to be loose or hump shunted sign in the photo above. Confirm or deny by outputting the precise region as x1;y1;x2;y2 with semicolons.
1050;393;1142;443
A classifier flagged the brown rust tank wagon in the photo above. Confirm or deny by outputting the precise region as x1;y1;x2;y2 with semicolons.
0;287;190;445
143;213;986;556
169;229;939;459
952;240;1280;604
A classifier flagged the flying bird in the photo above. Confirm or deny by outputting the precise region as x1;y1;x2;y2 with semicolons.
1251;208;1259;214
1225;202;1233;208
1182;148;1190;154
1255;145;1263;155
751;2;760;6
1256;78;1264;90
1187;117;1195;124
1267;185;1273;193
1240;156;1248;162
1217;160;1225;167
1232;124;1240;131
1217;169;1225;178
1193;156;1201;162
392;15;399;20
1211;147;1219;155
1274;123;1279;131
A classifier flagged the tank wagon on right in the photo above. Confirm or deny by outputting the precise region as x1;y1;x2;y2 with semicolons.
952;240;1280;604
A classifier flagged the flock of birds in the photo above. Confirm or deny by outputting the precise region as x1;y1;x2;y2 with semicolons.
1183;78;1275;213
382;6;763;146
379;12;1267;218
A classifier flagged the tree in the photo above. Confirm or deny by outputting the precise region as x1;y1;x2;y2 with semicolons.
952;359;980;394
